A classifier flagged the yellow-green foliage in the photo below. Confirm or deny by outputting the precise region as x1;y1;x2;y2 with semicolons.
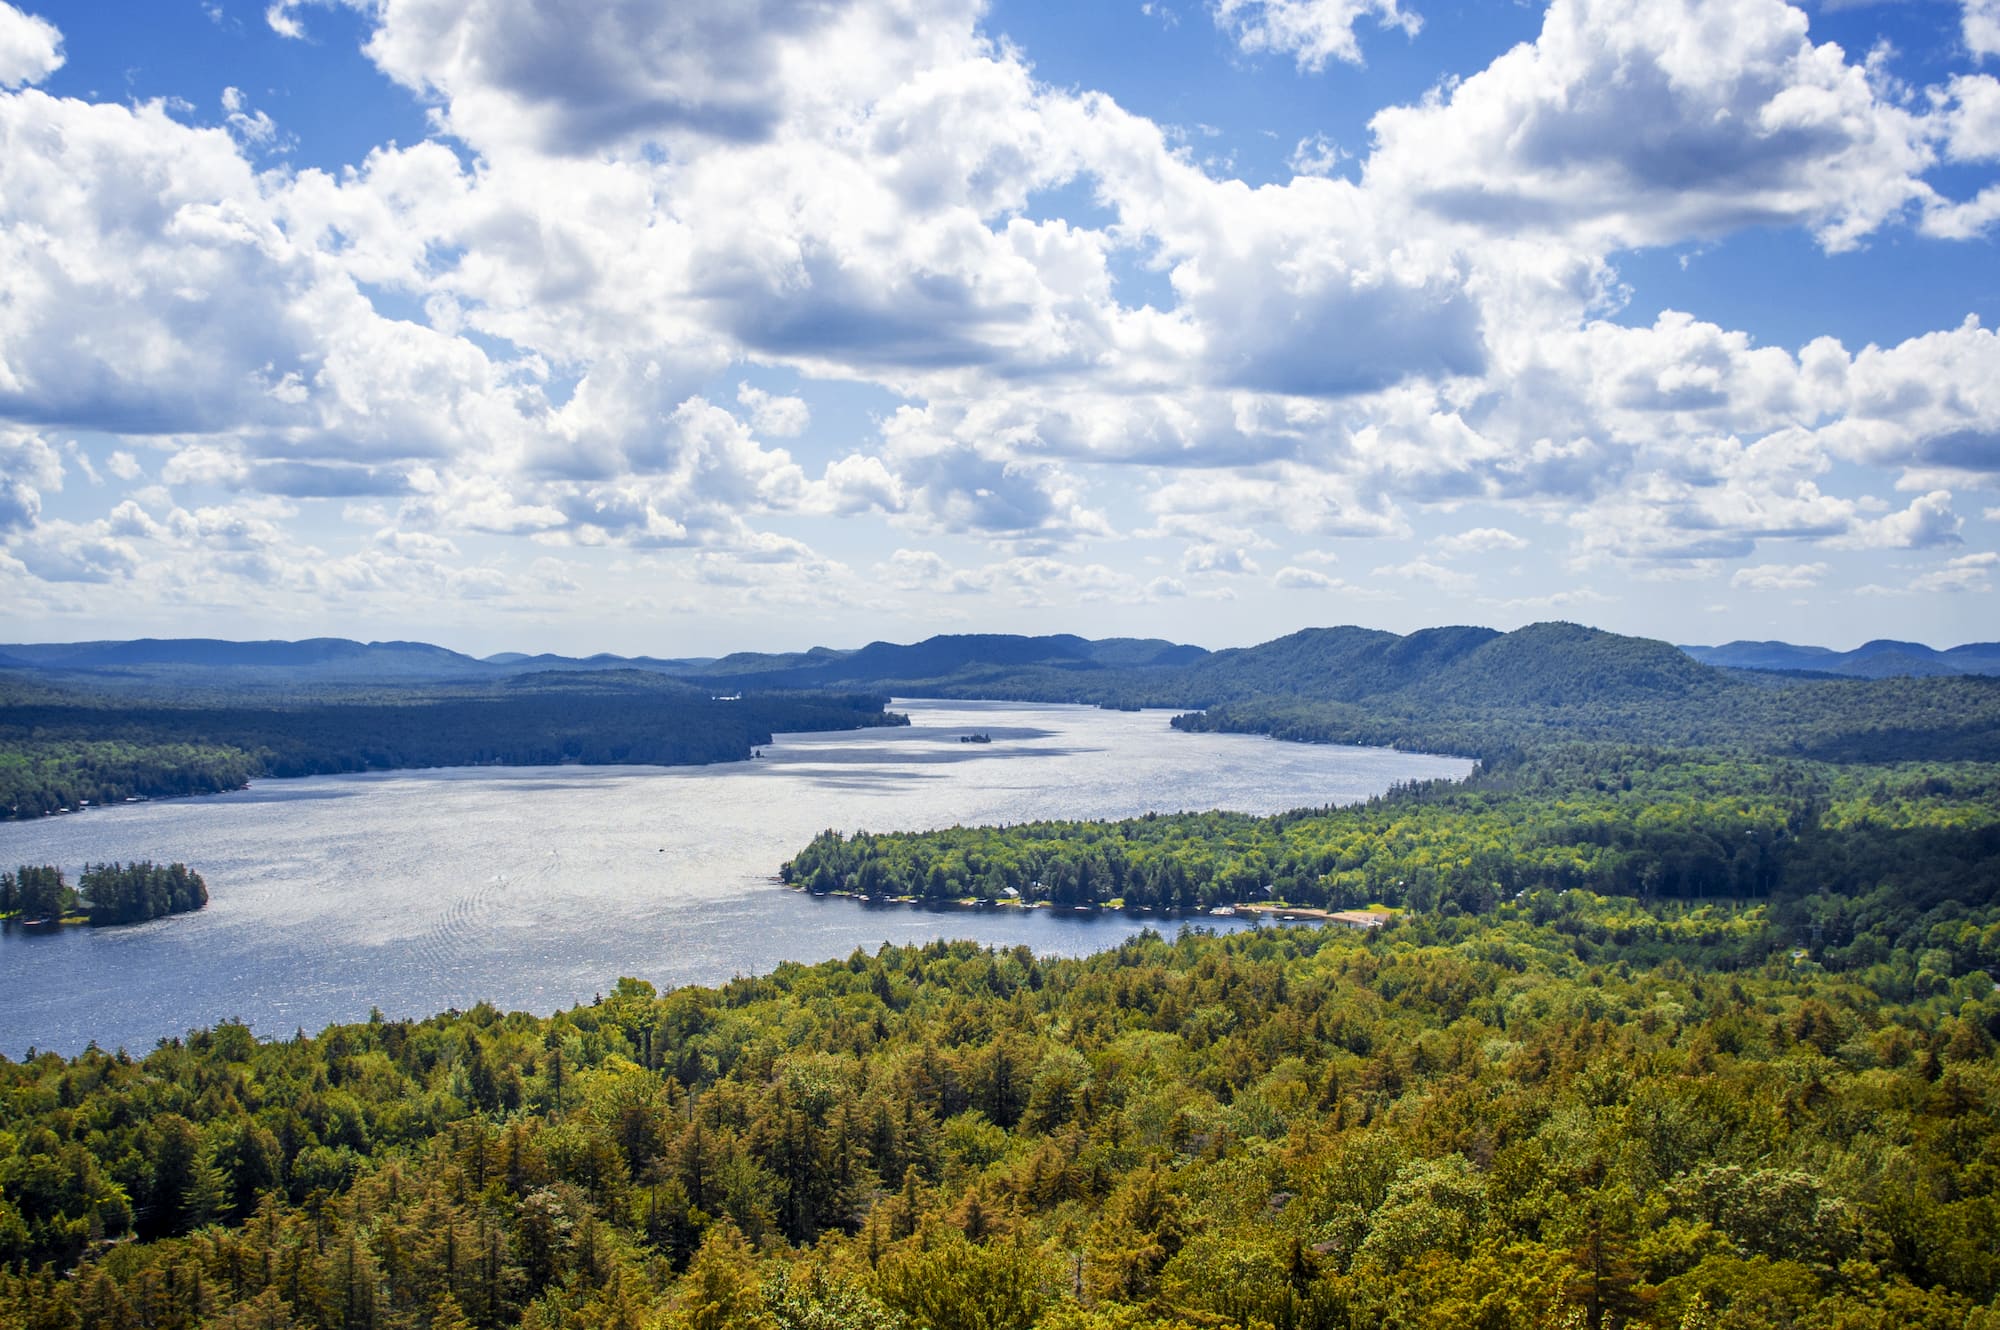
2;906;1998;1330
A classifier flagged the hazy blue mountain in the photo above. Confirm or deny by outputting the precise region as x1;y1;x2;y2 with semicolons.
665;633;1208;691
0;637;489;679
0;632;1207;692
0;638;731;684
694;645;856;679
1064;637;1209;669
701;621;1737;715
1678;641;1838;672
1945;643;2000;671
14;624;1983;706
1683;638;2000;678
481;651;716;673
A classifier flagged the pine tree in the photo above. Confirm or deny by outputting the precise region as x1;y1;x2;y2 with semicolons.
674;1222;773;1330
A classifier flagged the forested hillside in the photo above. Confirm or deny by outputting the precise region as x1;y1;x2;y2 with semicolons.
1172;666;2000;761
2;915;1996;1329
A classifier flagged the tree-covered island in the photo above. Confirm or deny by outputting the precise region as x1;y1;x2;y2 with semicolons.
0;861;208;928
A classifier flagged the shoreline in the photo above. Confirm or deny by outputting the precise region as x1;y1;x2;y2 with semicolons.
793;885;1235;922
1;701;1464;1053
790;885;1400;930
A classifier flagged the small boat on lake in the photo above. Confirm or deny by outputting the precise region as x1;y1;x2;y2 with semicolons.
959;732;992;744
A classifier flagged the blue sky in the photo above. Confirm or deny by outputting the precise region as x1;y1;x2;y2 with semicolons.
1;0;1997;656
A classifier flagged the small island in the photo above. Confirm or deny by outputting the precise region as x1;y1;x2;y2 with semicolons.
1;861;209;928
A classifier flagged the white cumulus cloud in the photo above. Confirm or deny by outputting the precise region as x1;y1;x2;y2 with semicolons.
1365;0;1936;253
1968;0;2000;61
1435;526;1527;558
1910;550;1996;592
1212;0;1420;71
1730;561;1827;591
0;3;60;89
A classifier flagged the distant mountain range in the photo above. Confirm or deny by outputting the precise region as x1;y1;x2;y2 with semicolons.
3;626;1993;696
0;632;1211;690
0;637;489;679
1680;638;2000;679
9;623;1998;771
0;637;718;682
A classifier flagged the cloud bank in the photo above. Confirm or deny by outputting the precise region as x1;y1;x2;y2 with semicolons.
0;0;1993;649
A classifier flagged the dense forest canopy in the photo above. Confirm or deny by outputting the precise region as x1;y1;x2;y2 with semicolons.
1;914;1997;1329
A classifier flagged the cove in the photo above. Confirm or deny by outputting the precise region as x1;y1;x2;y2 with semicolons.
0;700;1473;1055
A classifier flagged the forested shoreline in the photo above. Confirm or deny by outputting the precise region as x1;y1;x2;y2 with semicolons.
781;752;2000;984
0;674;905;820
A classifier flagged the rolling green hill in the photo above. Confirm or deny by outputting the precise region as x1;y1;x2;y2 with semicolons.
1167;623;2000;762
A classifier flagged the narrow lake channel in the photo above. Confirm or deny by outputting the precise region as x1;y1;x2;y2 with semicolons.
0;700;1473;1055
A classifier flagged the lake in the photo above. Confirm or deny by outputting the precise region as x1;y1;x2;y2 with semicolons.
0;700;1472;1056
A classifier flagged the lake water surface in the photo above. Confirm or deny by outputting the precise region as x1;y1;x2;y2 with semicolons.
0;700;1471;1055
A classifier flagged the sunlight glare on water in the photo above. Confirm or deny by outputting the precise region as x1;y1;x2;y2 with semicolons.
0;700;1472;1054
